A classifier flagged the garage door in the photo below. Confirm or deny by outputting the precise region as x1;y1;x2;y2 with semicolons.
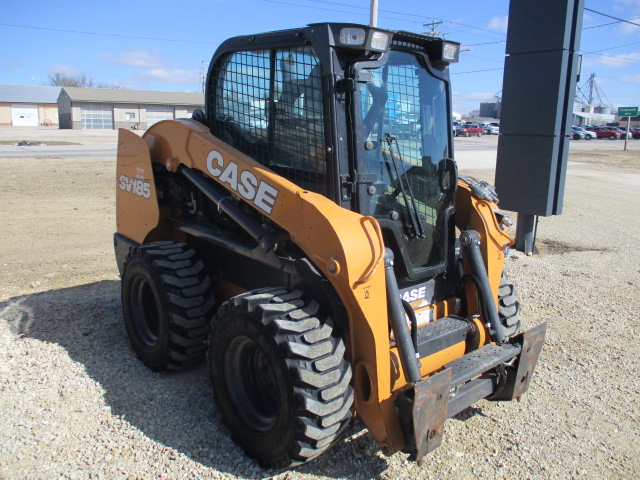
81;105;114;129
146;106;174;127
12;105;39;126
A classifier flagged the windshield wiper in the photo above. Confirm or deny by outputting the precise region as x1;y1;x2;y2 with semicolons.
385;133;425;238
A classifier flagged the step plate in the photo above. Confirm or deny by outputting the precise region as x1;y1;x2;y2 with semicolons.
415;316;469;358
445;343;521;388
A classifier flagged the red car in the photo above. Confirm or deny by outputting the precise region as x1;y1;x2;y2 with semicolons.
456;124;484;137
586;126;620;140
631;127;640;140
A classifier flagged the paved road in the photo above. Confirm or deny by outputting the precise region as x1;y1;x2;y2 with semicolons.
0;144;117;158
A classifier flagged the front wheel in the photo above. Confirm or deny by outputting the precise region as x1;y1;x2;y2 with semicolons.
477;131;483;137
209;288;353;468
609;134;617;140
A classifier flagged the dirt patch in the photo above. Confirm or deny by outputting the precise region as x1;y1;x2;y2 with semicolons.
569;148;640;169
535;238;609;255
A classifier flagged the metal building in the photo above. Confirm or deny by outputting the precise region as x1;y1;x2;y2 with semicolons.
0;85;61;126
57;87;204;130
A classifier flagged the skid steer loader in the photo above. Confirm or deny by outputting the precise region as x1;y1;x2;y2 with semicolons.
114;23;546;468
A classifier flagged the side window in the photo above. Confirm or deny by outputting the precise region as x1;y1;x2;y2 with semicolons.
216;50;271;162
213;46;327;195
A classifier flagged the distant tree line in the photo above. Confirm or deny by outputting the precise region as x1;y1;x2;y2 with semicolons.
46;72;125;89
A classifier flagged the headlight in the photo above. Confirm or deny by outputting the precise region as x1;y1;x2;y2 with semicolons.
370;31;390;51
340;28;366;46
442;42;460;63
338;27;390;52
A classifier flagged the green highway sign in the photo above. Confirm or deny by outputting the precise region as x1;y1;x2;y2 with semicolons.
617;106;638;117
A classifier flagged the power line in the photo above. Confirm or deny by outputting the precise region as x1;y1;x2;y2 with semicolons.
0;22;218;44
258;0;422;25
584;8;640;28
583;16;640;30
582;39;640;55
451;67;503;75
463;40;506;47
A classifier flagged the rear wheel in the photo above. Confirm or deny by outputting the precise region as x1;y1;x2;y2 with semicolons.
121;242;214;370
477;131;483;137
609;134;616;140
209;288;353;468
465;131;470;137
498;272;521;338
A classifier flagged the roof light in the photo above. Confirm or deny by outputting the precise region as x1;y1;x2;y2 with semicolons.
340;28;366;46
370;31;390;51
442;42;460;63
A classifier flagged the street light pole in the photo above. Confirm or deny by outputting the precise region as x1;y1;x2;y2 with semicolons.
370;0;378;27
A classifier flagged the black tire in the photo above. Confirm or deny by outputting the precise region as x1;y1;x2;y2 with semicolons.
465;131;470;137
498;272;521;339
609;134;616;140
208;288;353;469
121;241;215;371
477;131;483;137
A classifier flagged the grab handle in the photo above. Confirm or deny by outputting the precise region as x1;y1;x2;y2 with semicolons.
353;216;385;287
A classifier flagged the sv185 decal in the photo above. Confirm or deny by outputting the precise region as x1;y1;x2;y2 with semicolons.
119;174;151;199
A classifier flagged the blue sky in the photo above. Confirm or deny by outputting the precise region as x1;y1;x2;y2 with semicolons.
1;0;639;115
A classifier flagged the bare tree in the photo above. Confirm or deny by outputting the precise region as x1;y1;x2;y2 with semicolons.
467;109;480;119
46;72;95;87
97;83;126;90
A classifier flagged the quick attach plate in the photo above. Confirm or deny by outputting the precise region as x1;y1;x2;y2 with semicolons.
491;322;547;401
396;369;451;464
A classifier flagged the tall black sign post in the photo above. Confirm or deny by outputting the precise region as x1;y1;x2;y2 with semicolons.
495;0;585;253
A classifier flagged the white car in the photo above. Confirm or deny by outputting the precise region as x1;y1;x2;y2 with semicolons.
480;123;499;135
572;126;596;139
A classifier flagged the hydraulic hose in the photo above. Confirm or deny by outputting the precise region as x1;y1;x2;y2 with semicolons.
460;230;507;343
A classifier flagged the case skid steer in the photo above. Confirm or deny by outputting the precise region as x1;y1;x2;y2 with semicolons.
114;23;546;468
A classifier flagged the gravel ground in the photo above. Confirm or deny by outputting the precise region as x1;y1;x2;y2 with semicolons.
0;128;639;479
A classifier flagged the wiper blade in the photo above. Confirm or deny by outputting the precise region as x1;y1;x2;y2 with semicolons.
385;133;425;238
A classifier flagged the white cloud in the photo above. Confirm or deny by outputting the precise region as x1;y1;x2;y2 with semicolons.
487;16;509;34
622;73;640;83
49;65;77;76
100;48;167;68
138;68;200;85
585;52;640;68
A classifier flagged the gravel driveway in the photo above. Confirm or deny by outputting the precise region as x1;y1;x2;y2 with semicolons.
1;128;638;479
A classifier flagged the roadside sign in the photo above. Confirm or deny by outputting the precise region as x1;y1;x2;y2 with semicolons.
617;106;638;117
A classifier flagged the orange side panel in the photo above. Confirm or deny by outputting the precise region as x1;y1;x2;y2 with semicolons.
116;129;159;243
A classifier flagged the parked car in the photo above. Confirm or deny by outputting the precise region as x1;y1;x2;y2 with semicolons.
611;127;631;139
585;126;620;140
570;128;585;140
631;127;640;140
456;123;484;137
571;126;594;139
480;123;499;135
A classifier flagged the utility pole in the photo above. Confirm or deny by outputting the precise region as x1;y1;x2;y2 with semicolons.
370;0;378;27
423;19;447;37
199;61;206;93
588;73;595;105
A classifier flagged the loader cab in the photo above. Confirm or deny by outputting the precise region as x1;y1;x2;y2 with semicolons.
205;23;460;283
